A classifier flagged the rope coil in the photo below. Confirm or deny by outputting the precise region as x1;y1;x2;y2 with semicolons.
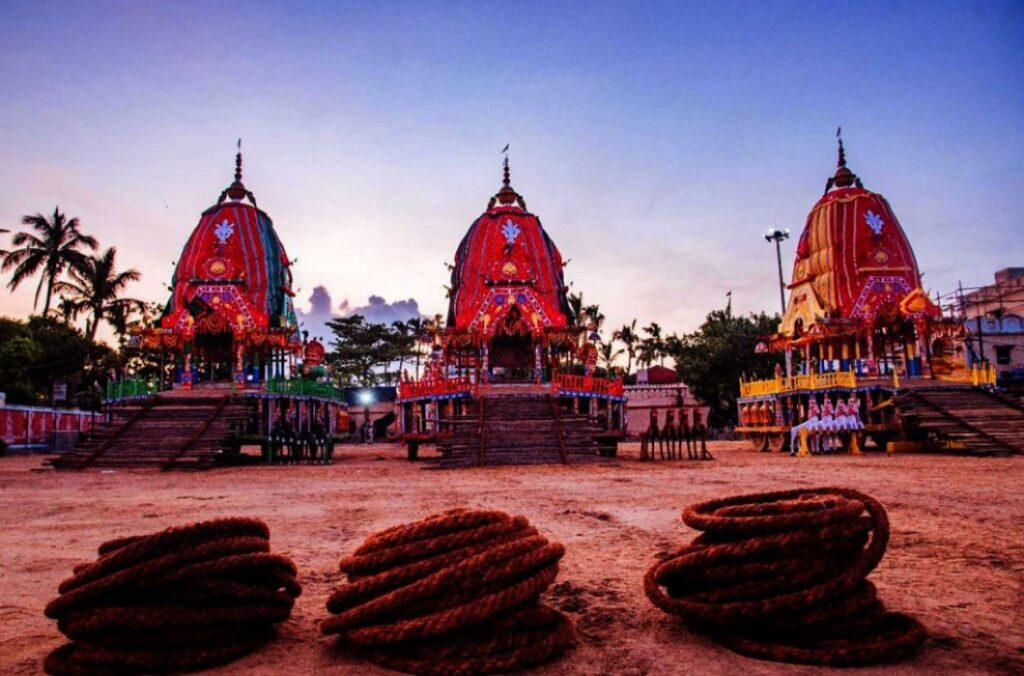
323;508;574;675
645;487;926;666
44;517;301;675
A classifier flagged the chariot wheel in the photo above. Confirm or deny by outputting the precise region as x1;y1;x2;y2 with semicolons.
765;433;786;453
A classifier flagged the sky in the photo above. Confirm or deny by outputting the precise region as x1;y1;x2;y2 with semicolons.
1;0;1022;345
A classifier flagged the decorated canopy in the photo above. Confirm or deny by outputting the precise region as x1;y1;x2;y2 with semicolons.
144;149;299;351
446;159;574;344
780;138;939;340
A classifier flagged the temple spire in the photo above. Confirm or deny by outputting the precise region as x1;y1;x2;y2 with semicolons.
219;137;256;206
491;143;526;209
502;143;511;187
824;126;861;194
837;126;847;169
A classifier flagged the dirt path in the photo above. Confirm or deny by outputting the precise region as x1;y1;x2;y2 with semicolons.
1;442;1022;675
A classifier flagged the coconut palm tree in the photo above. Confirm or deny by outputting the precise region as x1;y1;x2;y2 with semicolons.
52;247;142;342
612;320;639;376
598;340;623;374
3;208;97;316
643;321;666;366
567;292;584;327
404;316;427;378
582;303;605;336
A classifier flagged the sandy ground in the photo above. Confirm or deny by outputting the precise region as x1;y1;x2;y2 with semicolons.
1;442;1023;676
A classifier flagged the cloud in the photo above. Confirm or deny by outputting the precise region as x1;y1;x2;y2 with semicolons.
340;294;424;325
297;287;424;342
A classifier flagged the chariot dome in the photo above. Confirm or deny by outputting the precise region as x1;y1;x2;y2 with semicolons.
444;158;577;372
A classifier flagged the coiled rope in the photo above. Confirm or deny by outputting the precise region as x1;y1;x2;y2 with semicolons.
44;517;301;675
645;487;926;666
323;508;574;675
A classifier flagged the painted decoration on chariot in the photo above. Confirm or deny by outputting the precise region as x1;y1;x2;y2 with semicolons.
780;138;939;338
304;339;326;366
446;159;573;340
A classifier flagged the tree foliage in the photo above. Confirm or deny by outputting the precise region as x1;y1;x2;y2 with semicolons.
0;315;120;407
326;314;422;386
2;208;98;315
664;308;782;428
52;247;143;341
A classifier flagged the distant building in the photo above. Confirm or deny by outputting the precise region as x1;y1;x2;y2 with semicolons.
624;366;709;437
961;268;1024;380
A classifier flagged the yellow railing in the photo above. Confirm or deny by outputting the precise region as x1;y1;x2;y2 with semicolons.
740;372;858;397
740;364;996;397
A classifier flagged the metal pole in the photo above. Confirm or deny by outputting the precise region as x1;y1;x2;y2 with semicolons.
765;228;792;378
774;238;786;315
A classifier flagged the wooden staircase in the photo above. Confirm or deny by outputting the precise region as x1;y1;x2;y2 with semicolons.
432;392;610;468
52;393;250;470
895;388;1024;456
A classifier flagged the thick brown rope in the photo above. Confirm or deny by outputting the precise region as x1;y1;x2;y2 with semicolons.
323;508;574;675
44;517;301;675
645;487;926;666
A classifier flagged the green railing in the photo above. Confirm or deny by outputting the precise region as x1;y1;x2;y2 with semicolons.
266;378;347;402
105;378;157;402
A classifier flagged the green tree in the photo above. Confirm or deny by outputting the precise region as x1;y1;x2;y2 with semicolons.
326;315;393;385
665;307;782;428
0;319;41;403
598;340;623;375
642;322;665;366
403;316;427;378
0;315;120;406
581;303;605;337
388;319;421;382
53;247;143;342
612;319;639;376
567;292;584;327
2;208;98;316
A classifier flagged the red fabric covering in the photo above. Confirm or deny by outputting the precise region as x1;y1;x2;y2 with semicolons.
160;200;296;342
0;406;97;445
782;186;938;334
447;204;571;337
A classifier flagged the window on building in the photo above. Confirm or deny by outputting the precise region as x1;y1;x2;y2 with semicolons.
995;345;1013;365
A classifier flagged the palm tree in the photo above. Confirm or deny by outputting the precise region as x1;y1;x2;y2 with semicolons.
567;292;584;327
598;340;623;374
3;208;97;315
404;316;427;378
582;303;605;337
612;320;639;376
643;322;665;366
52;247;142;342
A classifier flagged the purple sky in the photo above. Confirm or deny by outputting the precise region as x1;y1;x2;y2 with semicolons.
1;1;1022;342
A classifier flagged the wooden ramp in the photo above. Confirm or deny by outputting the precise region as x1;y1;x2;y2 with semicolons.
51;392;250;470
432;392;611;468
895;388;1024;456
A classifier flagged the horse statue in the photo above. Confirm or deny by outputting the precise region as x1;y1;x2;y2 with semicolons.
691;410;713;460
640;409;659;461
790;399;822;456
847;394;865;430
679;410;693;459
660;409;676;460
820;397;838;453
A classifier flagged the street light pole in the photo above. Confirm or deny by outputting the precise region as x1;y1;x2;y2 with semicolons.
765;228;791;377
